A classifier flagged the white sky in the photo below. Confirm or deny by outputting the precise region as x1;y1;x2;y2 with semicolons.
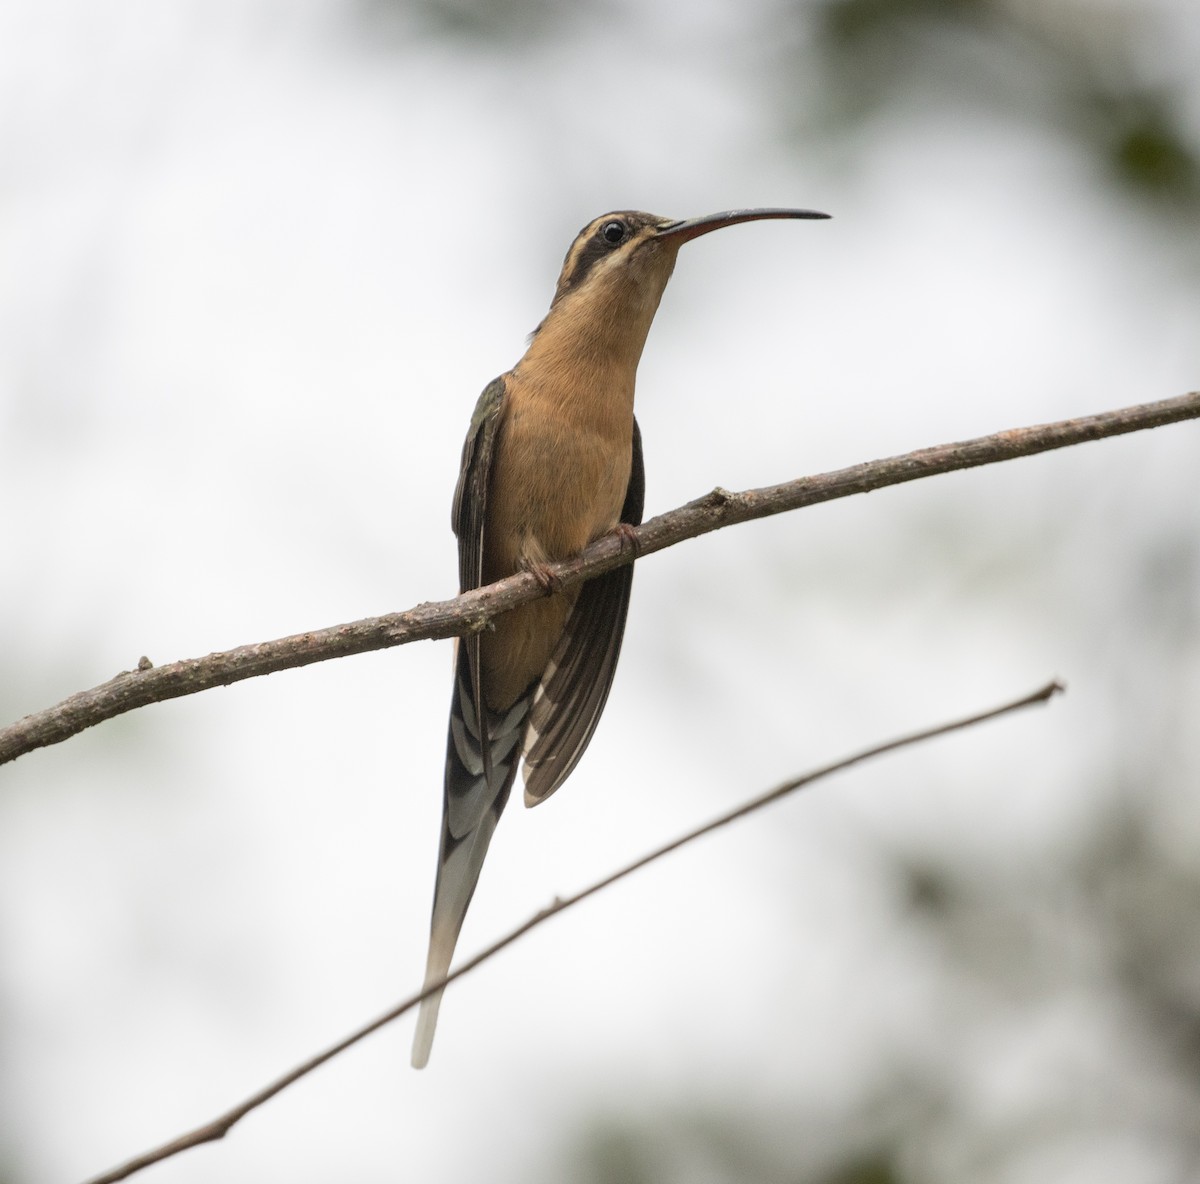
1;2;1198;1182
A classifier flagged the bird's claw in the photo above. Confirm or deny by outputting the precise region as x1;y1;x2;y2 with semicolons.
612;522;641;557
526;562;561;595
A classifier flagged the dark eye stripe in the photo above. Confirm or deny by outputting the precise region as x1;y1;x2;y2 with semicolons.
565;236;619;290
550;211;667;304
558;217;632;295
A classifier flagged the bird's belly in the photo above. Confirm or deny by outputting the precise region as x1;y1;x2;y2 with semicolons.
480;594;573;709
488;408;632;571
479;405;632;710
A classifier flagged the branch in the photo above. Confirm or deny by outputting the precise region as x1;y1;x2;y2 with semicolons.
82;679;1064;1184
3;391;1195;768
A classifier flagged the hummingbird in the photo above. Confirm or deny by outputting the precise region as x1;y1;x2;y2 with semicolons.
412;206;830;1067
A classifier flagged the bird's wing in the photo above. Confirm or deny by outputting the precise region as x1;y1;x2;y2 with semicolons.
413;376;529;1070
451;375;506;780
521;417;645;805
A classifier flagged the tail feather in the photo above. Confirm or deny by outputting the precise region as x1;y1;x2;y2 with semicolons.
411;667;532;1069
411;814;501;1068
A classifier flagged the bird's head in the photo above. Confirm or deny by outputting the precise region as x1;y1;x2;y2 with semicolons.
548;207;830;314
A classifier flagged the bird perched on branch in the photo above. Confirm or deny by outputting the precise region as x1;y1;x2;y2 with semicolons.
412;206;830;1067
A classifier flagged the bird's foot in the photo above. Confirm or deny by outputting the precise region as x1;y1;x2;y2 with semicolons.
612;522;641;557
524;561;561;595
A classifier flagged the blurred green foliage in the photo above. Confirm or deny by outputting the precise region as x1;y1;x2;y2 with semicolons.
568;1112;907;1184
358;0;1200;213
807;0;1200;209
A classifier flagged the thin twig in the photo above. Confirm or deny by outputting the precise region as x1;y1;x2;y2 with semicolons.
83;679;1064;1184
1;391;1193;768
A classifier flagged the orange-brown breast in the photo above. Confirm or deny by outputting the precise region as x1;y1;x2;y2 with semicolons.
479;369;634;711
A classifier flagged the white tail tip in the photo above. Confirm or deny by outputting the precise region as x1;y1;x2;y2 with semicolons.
411;987;444;1069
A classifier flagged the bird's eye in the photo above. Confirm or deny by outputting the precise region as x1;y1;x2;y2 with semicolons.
600;220;626;245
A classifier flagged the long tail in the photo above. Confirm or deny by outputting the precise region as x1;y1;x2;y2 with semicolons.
411;657;531;1068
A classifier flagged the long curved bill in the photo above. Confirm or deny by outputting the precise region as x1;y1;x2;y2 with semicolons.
656;207;831;245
